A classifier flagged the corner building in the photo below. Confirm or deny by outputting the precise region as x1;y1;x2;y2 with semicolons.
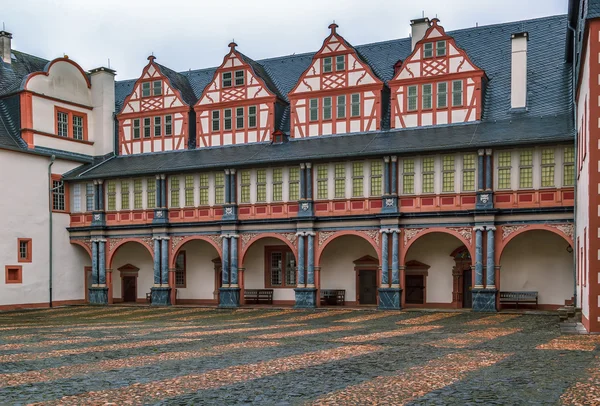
2;4;597;331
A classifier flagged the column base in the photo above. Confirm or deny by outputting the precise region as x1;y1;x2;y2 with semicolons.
219;287;240;308
88;287;108;305
151;287;172;306
294;288;317;308
378;288;402;310
472;288;497;312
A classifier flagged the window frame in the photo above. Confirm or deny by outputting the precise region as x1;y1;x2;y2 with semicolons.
317;164;329;200
256;169;267;203
86;183;95;212
288;167;300;201
133;179;143;210
222;71;232;88
165;115;173;136
236;107;244;129
336;55;345;71
323;97;332;120
309;98;319;122
519;150;534;189
272;168;283;202
436;40;447;57
73;183;82;212
563;147;575;186
5;265;22;284
234;70;245;87
214;172;225;205
248;106;257;128
121;180;130;210
422;84;433;110
351;93;361;117
152;80;162;96
334;163;346;199
170;177;180;208
337;95;346;119
199;174;209;206
423;42;434;58
264;245;296;288
352;162;364;197
154;116;162;137
437;82;448;109
107;180;116;211
133;118;141;139
402;159;415;195
462;154;476;192
212;110;220;132
17;238;32;263
54;107;88;141
175;251;186;288
541;148;555;188
442;155;455;193
224;108;232;131
143;117;151;138
497;151;512;190
240;170;251;204
407;86;418;112
452;80;464;107
146;178;156;209
370;161;383;197
51;174;68;213
184;175;195;207
323;57;333;73
422;157;435;194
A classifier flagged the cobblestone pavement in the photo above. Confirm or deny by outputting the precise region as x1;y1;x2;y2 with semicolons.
0;306;598;405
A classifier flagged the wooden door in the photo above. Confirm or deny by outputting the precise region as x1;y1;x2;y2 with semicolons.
462;269;472;308
405;275;425;304
122;276;137;303
358;270;377;305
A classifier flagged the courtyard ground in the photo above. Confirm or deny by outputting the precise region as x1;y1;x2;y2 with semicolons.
0;306;598;405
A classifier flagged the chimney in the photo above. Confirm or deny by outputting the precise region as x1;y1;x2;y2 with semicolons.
410;18;430;50
511;32;528;109
0;30;12;64
90;66;116;155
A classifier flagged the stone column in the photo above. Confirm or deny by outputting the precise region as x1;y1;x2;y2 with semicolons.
224;169;231;205
381;230;389;286
391;156;398;195
307;233;315;287
230;169;236;204
306;163;313;200
222;236;230;287
160;175;167;208
89;239;108;305
477;149;485;191
161;237;169;286
93;180;99;210
383;157;390;195
153;237;161;285
230;235;239;287
297;233;305;287
486;226;496;288
91;240;99;286
300;163;306;199
98;239;106;286
391;230;399;287
474;226;484;288
97;180;104;211
485;149;492;191
156;175;162;208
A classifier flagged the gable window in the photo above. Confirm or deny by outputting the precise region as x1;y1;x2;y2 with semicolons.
52;176;66;212
272;168;283;202
212;111;220;132
564;147;575;186
422;157;435;194
165;115;172;136
185;175;195;207
143;118;151;138
541;148;555;188
424;42;434;58
153;80;162;96
407;86;418;111
199;174;209;205
323;57;333;73
121;180;130;210
73;184;81;212
436;41;446;57
309;98;319;121
133;119;141;139
256;169;267;202
154;116;161;137
498;152;512;190
337;95;346;119
462;154;476;192
519;150;533;188
175;251;186;288
422;84;432;110
235;70;244;86
334;163;346;199
352;162;364;197
403;159;415;194
266;246;296;288
170;177;180;208
147;178;156;209
323;97;332;120
317;165;328;199
442;155;455;193
214;172;225;205
222;72;232;88
73;115;84;140
5;265;22;284
86;183;94;211
240;170;251;203
452;80;463;107
289;167;300;201
236;107;244;129
142;82;151;97
107;181;116;211
370;161;382;196
224;109;232;130
351;94;361;117
248;106;257;128
57;111;69;137
133;179;143;210
437;82;447;108
18;239;32;263
336;55;345;71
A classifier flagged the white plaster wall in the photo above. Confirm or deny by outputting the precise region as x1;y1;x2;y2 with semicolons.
319;236;378;302
0;150;86;306
405;233;463;304
111;242;154;301
27;60;92;106
176;240;218;300
243;238;294;301
500;231;574;305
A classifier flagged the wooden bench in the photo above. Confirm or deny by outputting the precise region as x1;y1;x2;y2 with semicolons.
244;289;274;305
320;289;346;306
499;291;538;309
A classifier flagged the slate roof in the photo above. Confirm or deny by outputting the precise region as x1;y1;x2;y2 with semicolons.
0;95;24;150
0;50;49;96
587;0;600;19
155;63;197;106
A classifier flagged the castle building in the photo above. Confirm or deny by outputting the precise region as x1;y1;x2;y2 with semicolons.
1;1;598;332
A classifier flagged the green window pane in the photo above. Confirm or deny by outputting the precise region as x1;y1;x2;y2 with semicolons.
323;57;332;73
408;86;418;111
436;40;446;56
121;181;130;210
256;169;266;202
323;97;332;120
403;174;414;194
519;167;533;188
422;84;432;109
147;178;155;209
498;168;511;189
424;42;433;58
170;178;179;207
422;173;434;194
214;173;224;205
452;80;463;106
370;161;382;196
310;98;319;121
337;95;346;118
351;94;360;117
241;170;251;203
134;179;143;209
437;82;447;108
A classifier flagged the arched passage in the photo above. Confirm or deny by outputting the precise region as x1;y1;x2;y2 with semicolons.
109;241;154;303
402;227;473;265
172;239;221;305
499;229;574;309
68;241;93;303
318;234;379;306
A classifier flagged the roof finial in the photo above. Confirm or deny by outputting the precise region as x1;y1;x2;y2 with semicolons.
147;53;156;62
328;21;338;34
228;40;237;51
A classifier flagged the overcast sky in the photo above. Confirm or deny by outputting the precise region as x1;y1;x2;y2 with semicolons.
5;0;567;80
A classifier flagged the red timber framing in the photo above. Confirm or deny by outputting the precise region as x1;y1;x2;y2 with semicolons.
389;18;486;129
288;23;384;138
117;56;189;155
194;42;282;148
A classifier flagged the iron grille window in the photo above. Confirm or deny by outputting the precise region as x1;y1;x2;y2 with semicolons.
199;174;209;205
170;177;180;208
334;163;346;198
336;55;345;71
337;95;346;118
317;165;328;199
370;161;382;196
133;179;143;209
442;155;455;193
351;94;360;117
352;162;364;197
175;251;186;288
270;251;283;286
323;97;332;120
407;86;418;111
452;80;463;107
240;170;251;203
564;147;575;186
133;119;140;139
214;172;225;204
165;115;172;136
222;72;232;88
437;82;447;108
184;175;195;207
309;98;319;121
86;183;94;211
235;70;244;86
422;84;432;110
462;154;476;192
248;106;257;128
57;111;68;137
323;57;332;73
256;169;267;202
147;178;156;209
422;157;435;194
272;168;283;201
541;148;555;187
73;115;84;140
403;159;415;194
121;181;130;210
289;167;300;201
498;152;512;190
212;110;220;132
107;181;116;211
519;150;533;188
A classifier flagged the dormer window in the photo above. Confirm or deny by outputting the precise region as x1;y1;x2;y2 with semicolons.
436;41;446;57
222;72;232;88
423;42;434;58
336;55;345;71
323;57;333;73
235;70;244;86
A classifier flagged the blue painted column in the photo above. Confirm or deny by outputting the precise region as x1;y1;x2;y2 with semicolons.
300;164;306;199
474;226;484;288
391;230;399;287
477;150;485;191
485;149;492;190
94;180;100;210
230;169;236;204
381;231;389;286
161;176;167;208
91;240;98;285
161;238;169;286
391;157;398;195
156;176;162;208
98;181;104;211
98;240;106;285
230;235;239;287
306;163;313;200
486;226;496;288
297;234;305;287
307;233;315;287
153;237;161;285
224;170;231;205
222;236;229;287
383;157;390;195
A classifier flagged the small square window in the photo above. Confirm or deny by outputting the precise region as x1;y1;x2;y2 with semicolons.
222;72;232;88
423;42;434;58
5;266;22;284
235;70;244;86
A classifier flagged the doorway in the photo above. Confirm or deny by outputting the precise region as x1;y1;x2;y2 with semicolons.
358;270;377;305
462;269;472;308
405;275;425;304
122;276;137;303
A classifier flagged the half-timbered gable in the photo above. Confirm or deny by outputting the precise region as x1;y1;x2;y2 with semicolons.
288;24;385;138
117;56;193;155
194;42;285;148
389;18;486;129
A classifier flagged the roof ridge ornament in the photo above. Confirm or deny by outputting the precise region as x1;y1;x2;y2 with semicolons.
147;54;156;62
328;21;338;35
228;40;237;51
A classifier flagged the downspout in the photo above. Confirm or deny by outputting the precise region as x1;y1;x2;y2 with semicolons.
48;155;55;308
567;22;578;308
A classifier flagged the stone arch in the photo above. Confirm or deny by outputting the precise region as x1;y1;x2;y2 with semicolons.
70;239;92;258
497;224;574;265
107;238;154;269
170;235;222;268
316;230;381;267
240;233;297;267
402;227;473;265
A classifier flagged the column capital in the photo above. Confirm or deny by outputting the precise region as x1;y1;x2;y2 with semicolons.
485;148;492;156
97;179;104;185
478;149;485;156
97;238;107;243
156;174;161;179
473;226;485;232
295;231;307;237
305;231;316;236
161;236;170;241
229;234;239;239
220;234;230;240
306;162;312;168
224;169;230;175
230;168;236;174
300;163;306;169
390;156;398;162
93;179;98;185
486;226;497;231
383;156;390;163
160;174;166;180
